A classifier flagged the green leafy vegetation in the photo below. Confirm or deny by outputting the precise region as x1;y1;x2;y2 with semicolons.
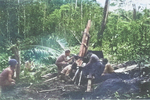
0;0;150;99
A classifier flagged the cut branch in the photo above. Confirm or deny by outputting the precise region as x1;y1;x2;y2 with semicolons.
39;88;59;93
44;76;57;83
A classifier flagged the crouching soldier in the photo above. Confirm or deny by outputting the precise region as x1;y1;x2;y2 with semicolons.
61;62;77;76
59;62;77;82
102;63;114;76
55;50;73;74
0;59;17;90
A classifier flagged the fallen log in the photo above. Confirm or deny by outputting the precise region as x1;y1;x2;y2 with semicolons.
39;84;81;93
115;65;137;73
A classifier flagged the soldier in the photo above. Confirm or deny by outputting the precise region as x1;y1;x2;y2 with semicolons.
55;50;73;74
0;59;17;89
102;64;114;76
25;59;34;71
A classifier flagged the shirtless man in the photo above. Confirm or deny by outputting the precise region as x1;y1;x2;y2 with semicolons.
25;59;34;71
61;62;77;76
102;64;114;76
55;50;73;74
0;59;17;89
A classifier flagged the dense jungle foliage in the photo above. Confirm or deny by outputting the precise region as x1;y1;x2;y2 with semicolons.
0;0;150;80
0;0;150;99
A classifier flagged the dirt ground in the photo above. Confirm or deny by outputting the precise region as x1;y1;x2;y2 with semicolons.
1;62;150;100
1;76;87;100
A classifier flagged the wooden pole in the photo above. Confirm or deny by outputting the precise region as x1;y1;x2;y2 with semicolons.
86;74;93;92
72;20;91;85
76;20;91;66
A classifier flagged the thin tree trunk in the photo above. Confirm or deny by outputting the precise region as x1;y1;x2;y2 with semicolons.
75;0;77;9
132;4;136;20
97;0;110;46
43;4;46;32
80;0;82;34
7;3;10;41
11;43;21;80
24;5;26;38
16;0;21;81
18;0;20;37
16;48;21;80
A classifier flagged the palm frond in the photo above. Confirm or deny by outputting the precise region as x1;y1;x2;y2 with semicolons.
56;39;67;50
30;45;62;56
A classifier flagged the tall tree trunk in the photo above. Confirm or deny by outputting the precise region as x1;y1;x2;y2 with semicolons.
18;0;20;37
11;42;21;80
132;4;136;20
97;0;110;47
15;0;21;81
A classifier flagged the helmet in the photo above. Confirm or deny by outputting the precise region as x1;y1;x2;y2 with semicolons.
9;59;18;67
